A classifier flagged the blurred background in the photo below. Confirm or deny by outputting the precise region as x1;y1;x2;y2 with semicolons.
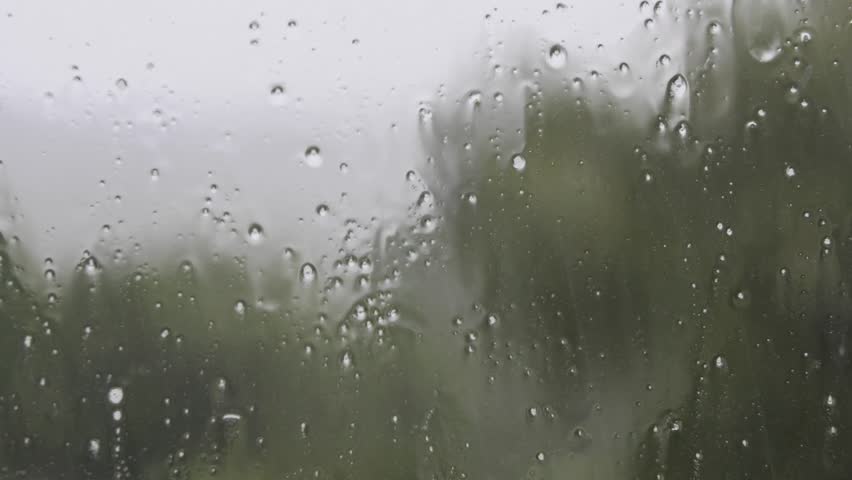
0;0;851;479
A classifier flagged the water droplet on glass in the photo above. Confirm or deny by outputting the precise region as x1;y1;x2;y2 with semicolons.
731;289;750;308
667;74;688;99
248;223;264;243
299;263;317;284
785;166;796;177
736;0;783;63
88;439;101;458
115;78;128;90
547;45;566;69
341;350;353;369
708;21;722;36
512;154;526;172
150;168;160;181
108;387;124;405
234;300;246;315
270;84;286;105
304;146;323;168
316;204;329;216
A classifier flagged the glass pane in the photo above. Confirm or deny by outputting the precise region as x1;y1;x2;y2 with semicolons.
1;0;850;478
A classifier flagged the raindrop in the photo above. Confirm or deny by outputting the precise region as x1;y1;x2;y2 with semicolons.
115;78;128;90
316;204;329;216
248;223;264;243
708;21;721;36
785;166;796;177
299;263;317;284
88;439;101;458
341;350;353;369
547;45;566;69
736;0;783;63
108;387;124;405
731;289;750;308
667;74;688;99
511;154;527;172
234;300;246;315
304;146;323;168
270;84;286;105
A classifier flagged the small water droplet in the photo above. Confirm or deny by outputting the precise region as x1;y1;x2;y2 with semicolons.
341;350;353;369
115;78;128;90
234;300;246;315
512;154;526;172
547;45;566;69
299;263;317;284
731;289;750;308
248;20;260;30
304;146;323;168
82;438;101;460
108;387;124;405
316;204;329;216
248;223;264;244
785;166;796;177
150;168;160;180
708;21;721;36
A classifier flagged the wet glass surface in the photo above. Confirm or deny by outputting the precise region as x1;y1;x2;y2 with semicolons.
1;0;851;478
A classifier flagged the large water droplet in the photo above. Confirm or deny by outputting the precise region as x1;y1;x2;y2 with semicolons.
512;154;527;172
735;0;784;63
667;74;688;99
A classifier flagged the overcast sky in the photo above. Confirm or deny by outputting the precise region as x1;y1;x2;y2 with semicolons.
0;0;640;269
